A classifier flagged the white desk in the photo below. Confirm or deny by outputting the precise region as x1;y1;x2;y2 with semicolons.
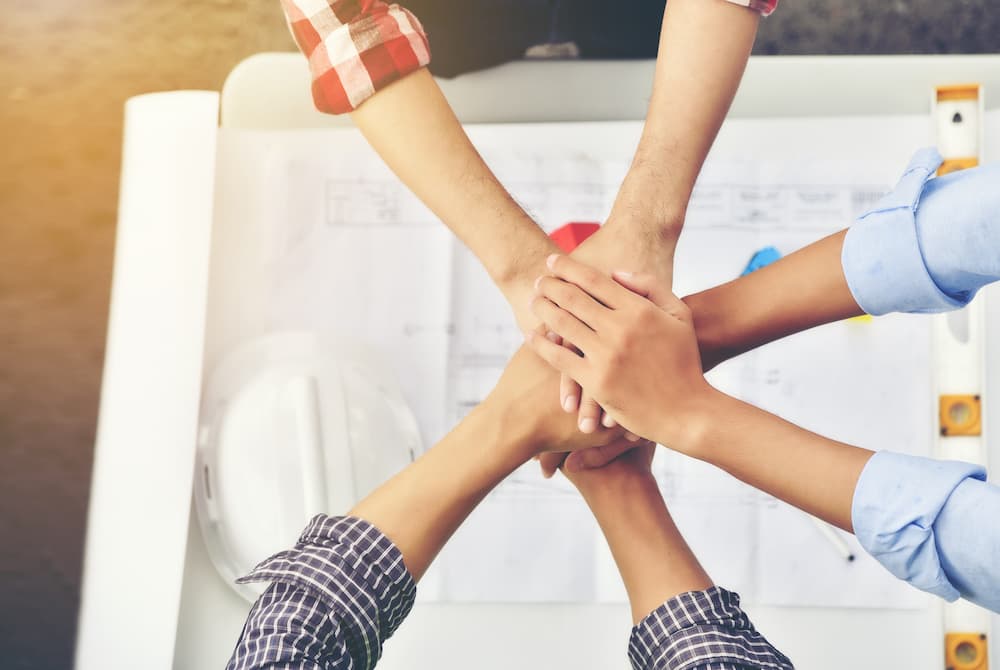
165;54;1000;669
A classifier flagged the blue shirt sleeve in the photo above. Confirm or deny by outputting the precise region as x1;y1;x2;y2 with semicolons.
226;515;417;670
851;451;1000;612
628;586;795;670
842;148;1000;315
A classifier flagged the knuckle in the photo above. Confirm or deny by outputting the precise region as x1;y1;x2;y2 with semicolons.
528;294;543;313
560;286;585;312
538;275;558;297
579;266;600;287
592;364;614;392
550;307;572;331
611;325;634;350
637;303;660;327
606;347;626;371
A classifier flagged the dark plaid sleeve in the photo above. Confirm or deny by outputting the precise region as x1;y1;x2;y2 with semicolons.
629;587;794;670
226;515;417;670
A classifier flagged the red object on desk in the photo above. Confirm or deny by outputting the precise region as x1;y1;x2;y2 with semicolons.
549;222;601;252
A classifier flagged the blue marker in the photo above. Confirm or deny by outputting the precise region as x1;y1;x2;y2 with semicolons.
741;246;782;276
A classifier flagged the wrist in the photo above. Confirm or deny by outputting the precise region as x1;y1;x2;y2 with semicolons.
493;231;556;292
612;166;687;239
658;385;726;459
683;290;734;371
578;468;660;509
475;389;547;468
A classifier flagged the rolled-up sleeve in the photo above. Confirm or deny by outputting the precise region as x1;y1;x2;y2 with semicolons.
628;586;794;670
279;1;431;114
842;148;1000;315
852;451;1000;612
227;515;416;670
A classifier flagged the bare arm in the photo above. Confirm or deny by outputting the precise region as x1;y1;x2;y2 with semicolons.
560;445;713;623
688;392;869;531
620;0;761;236
349;346;629;579
561;0;761;428
686;230;864;370
350;69;556;328
527;255;1000;615
556;444;794;669
527;254;870;532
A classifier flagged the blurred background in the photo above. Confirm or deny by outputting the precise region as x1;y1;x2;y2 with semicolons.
1;2;998;668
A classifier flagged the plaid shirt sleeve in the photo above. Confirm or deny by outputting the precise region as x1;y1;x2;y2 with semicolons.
226;514;417;670
724;0;779;16
281;0;775;115
629;586;795;670
279;0;431;114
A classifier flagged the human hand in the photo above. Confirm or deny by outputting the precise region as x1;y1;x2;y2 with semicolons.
561;192;682;434
546;439;657;494
525;254;716;452
485;344;638;461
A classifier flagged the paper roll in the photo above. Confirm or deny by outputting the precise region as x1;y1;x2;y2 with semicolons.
75;91;219;670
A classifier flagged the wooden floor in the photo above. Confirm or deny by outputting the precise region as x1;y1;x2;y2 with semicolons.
0;2;997;668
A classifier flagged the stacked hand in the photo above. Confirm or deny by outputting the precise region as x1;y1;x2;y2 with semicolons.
486;345;643;460
525;254;716;471
559;195;681;435
545;439;658;493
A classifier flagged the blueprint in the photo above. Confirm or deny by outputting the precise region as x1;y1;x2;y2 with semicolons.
206;113;963;609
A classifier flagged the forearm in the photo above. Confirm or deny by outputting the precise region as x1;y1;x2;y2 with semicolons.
625;0;759;231
688;155;1000;369
580;473;712;624
688;390;872;531
686;230;862;369
351;68;555;290
349;399;533;581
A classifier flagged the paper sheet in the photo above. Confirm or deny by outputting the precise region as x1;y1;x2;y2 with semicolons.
206;113;998;608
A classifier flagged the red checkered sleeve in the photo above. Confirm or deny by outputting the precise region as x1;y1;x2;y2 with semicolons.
724;0;779;16
279;0;431;114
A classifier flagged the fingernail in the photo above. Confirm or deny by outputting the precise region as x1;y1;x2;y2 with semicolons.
602;414;616;428
612;271;633;281
626;432;640;442
546;254;559;270
534;275;543;291
546;330;560;343
579;417;597;433
563;395;578;412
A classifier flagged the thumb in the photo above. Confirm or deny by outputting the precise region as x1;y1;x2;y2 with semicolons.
611;271;672;309
537;452;568;479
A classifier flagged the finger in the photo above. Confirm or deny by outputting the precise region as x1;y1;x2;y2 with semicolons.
611;270;686;314
560;372;580;413
577;392;602;434
602;413;617;429
547;254;632;309
524;329;586;378
529;295;599;352
565;440;635;471
536;275;611;331
537;452;567;479
548;332;582;414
